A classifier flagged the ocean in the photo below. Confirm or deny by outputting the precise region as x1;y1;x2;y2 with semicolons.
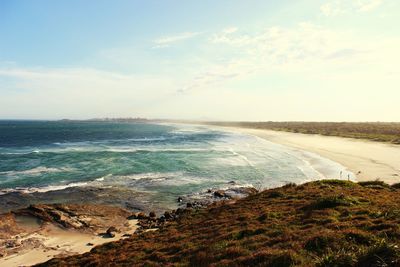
0;121;351;211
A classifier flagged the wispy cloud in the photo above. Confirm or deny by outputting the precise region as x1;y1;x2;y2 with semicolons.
356;0;383;12
210;23;363;66
177;60;252;94
320;1;347;17
153;32;201;48
320;0;384;17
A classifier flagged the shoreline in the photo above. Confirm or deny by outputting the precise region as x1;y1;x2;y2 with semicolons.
219;126;400;184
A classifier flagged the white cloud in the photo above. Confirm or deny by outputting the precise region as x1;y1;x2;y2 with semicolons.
178;21;400;108
320;1;346;17
320;0;384;16
222;27;238;34
210;23;364;67
356;0;383;12
177;60;252;94
153;32;201;48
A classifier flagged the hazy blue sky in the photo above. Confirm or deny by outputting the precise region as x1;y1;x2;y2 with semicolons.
0;0;399;121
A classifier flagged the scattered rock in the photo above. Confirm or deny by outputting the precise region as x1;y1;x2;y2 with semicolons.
175;208;184;215
149;211;156;218
102;226;118;238
106;226;117;234
214;190;226;198
87;243;94;246
5;240;18;248
106;232;115;238
127;213;137;220
177;197;183;203
164;211;172;220
136;212;147;219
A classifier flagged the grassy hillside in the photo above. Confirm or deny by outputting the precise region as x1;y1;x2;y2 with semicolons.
203;121;400;144
39;180;400;266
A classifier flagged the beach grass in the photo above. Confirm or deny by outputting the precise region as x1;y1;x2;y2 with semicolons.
202;121;400;144
38;180;400;266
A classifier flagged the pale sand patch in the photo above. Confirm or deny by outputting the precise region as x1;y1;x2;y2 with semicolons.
228;127;400;184
0;220;138;267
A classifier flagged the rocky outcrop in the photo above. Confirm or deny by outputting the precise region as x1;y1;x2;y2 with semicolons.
212;186;258;200
12;204;133;233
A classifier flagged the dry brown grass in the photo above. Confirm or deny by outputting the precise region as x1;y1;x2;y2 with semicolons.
38;180;400;266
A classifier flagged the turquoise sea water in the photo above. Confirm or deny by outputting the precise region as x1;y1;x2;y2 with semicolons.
0;121;351;208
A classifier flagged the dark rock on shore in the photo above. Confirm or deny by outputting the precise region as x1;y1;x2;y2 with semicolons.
213;190;226;198
105;226;118;238
212;186;258;199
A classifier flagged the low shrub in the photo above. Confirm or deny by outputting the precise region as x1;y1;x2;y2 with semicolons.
358;180;389;188
319;179;356;187
311;195;358;210
391;183;400;189
266;191;285;198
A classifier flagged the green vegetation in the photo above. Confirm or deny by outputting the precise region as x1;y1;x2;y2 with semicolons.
358;180;390;188
204;121;400;144
38;180;400;266
310;195;360;210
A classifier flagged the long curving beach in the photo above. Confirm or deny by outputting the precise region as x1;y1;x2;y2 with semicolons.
228;127;400;184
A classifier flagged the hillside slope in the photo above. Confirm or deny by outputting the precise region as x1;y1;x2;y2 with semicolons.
39;180;400;266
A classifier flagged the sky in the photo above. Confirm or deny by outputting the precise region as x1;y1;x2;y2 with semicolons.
0;0;399;121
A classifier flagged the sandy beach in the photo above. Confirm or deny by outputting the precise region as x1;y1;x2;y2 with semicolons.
0;222;138;267
228;127;400;184
0;204;139;267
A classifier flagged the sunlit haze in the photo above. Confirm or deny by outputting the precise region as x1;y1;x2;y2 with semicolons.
0;0;399;121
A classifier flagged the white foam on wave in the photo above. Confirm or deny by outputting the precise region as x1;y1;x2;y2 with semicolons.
0;166;75;176
0;171;207;195
104;147;210;153
52;137;170;147
3;146;211;154
90;172;213;189
244;134;356;182
0;181;90;195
